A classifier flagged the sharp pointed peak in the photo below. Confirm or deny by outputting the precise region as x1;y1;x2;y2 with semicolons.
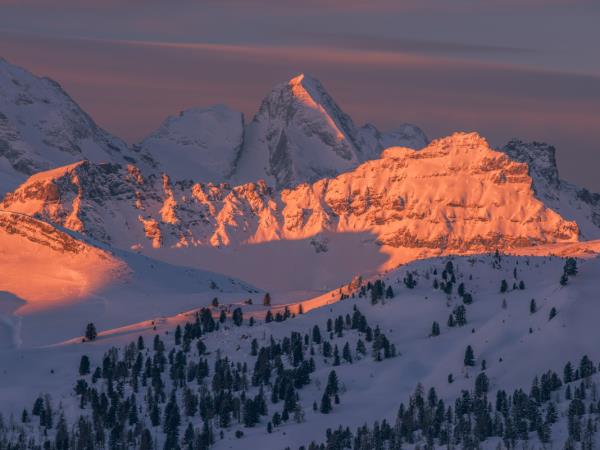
288;73;320;87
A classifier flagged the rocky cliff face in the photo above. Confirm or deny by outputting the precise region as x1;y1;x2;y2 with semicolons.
502;139;600;239
0;58;151;194
2;133;579;256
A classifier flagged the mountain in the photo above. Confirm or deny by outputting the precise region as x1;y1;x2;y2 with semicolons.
2;132;582;291
0;58;153;194
502;139;600;239
0;210;257;347
4;61;600;450
232;73;374;189
0;59;427;193
133;104;244;182
137;74;428;189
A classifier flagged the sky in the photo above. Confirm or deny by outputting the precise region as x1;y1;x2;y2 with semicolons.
0;0;599;189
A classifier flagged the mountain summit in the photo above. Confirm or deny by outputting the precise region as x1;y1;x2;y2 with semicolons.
136;73;428;189
0;59;428;192
0;58;151;194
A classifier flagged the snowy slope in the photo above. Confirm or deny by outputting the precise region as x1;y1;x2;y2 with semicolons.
0;211;258;347
1;251;600;449
0;57;154;194
134;105;244;182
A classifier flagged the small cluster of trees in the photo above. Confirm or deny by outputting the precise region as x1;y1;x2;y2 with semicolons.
561;257;578;285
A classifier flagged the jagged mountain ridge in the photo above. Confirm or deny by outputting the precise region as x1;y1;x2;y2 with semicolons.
137;74;429;189
0;58;154;194
0;58;428;193
502;139;600;239
1;132;582;290
2;57;600;291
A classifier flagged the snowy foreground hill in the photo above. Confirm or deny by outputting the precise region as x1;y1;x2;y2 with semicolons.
2;251;600;449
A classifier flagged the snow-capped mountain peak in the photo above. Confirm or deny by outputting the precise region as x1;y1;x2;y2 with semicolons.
229;73;427;189
134;104;244;182
0;57;152;194
135;72;428;190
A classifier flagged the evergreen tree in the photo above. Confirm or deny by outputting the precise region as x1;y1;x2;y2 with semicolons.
55;414;69;450
549;307;557;321
325;370;339;397
453;305;467;326
403;272;417;289
174;325;182;345
385;285;395;299
500;280;508;293
79;355;91;376
319;392;332;414
232;307;243;326
140;429;153;450
462;293;473;305
342;342;353;363
263;292;271;306
474;372;489;397
529;299;537;314
564;258;578;276
163;392;181;438
464;345;475;367
564;362;574;383
312;325;322;344
356;339;366;356
431;321;440;337
447;314;455;328
84;323;97;341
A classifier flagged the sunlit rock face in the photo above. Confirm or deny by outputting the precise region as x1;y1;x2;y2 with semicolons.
0;210;125;307
0;58;150;194
1;132;579;256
